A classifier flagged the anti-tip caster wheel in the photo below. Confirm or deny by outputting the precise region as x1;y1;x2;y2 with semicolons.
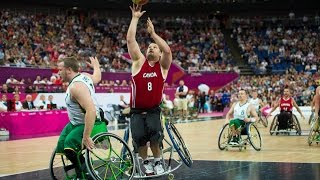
168;173;174;180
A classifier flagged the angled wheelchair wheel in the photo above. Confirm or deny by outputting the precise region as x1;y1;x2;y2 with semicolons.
292;114;301;136
308;118;320;146
269;115;278;135
309;112;314;125
85;132;135;180
165;121;193;167
260;115;268;127
50;148;77;180
247;123;262;151
218;123;230;150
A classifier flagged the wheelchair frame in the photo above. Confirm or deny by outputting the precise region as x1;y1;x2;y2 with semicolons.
49;116;192;180
256;111;268;128
50;132;135;180
269;113;301;136
218;122;262;151
308;116;320;146
121;116;193;179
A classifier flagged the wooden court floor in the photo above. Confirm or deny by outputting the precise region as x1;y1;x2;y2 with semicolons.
0;116;319;177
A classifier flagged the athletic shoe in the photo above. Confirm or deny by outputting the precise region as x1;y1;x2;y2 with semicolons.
154;161;165;175
143;160;154;175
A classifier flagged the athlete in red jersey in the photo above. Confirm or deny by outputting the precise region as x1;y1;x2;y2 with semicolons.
127;4;172;175
267;87;305;129
131;60;165;109
279;97;294;112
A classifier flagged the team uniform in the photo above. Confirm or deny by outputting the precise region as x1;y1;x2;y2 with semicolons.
229;101;250;130
130;60;165;148
278;97;293;130
56;73;107;154
249;98;260;113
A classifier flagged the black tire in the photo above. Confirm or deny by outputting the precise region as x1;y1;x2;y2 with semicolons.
292;115;301;136
260;116;268;127
218;123;230;150
269;115;278;135
309;112;314;125
247;123;262;151
165;121;193;167
85;132;135;180
50;148;77;180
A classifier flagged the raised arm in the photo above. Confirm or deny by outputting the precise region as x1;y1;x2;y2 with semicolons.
70;82;96;150
147;18;172;70
83;57;101;84
126;4;146;63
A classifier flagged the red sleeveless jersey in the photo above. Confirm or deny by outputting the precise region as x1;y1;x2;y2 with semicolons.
279;97;293;112
131;60;165;109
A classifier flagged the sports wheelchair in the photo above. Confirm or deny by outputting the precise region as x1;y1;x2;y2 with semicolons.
50;113;192;180
308;116;320;146
121;115;193;179
269;112;301;136
256;111;268;128
50;109;135;180
218;122;262;151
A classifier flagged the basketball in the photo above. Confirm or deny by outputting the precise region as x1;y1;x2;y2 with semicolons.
132;0;149;5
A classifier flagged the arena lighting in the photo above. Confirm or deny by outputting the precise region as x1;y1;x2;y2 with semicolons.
72;6;78;10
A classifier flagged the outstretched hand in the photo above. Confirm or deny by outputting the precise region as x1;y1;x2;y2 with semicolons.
86;57;100;69
129;4;146;19
147;17;155;35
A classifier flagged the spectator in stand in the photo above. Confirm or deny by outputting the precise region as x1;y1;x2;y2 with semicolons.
43;77;53;85
14;94;23;111
6;75;18;84
13;86;22;94
22;94;36;110
33;75;42;85
19;78;25;84
0;94;8;112
25;85;35;93
1;84;9;93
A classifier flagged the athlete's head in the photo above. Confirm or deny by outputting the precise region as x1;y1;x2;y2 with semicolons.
251;90;258;99
58;57;80;82
283;88;291;97
146;43;161;62
238;89;248;101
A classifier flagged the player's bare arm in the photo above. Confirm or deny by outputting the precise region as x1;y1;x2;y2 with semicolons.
127;4;146;72
70;82;96;150
83;56;101;84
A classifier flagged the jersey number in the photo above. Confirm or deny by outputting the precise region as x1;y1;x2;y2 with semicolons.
147;82;152;91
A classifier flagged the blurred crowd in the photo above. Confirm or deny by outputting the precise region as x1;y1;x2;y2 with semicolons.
0;9;235;73
232;15;320;74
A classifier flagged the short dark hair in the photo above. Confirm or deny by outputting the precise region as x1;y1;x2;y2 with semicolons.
239;89;248;95
59;57;80;73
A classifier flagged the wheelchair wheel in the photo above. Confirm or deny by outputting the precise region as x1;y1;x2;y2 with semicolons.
308;118;320;146
85;132;135;180
247;123;262;151
50;148;77;180
218;123;230;150
260;115;268;127
309;112;314;125
291;114;301;136
269;115;278;135
165;121;193;167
